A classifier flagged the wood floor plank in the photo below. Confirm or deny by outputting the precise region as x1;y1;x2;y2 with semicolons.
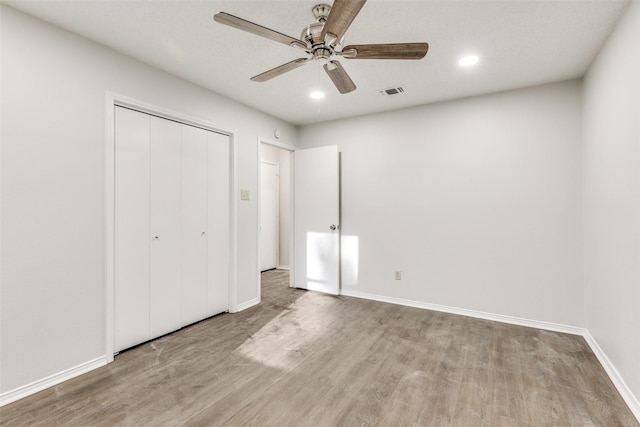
1;270;637;426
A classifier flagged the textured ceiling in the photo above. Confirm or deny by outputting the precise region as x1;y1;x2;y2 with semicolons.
5;0;629;125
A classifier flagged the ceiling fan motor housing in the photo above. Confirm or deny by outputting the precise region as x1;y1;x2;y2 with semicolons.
314;48;332;61
301;22;325;45
303;4;347;62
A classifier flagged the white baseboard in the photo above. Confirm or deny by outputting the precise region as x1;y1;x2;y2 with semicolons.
341;289;640;423
0;356;107;407
276;265;290;271
583;331;640;422
340;289;586;335
236;297;260;312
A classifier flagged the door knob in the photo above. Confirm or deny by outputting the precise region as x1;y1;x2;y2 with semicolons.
201;231;206;236
154;235;159;240
330;225;338;231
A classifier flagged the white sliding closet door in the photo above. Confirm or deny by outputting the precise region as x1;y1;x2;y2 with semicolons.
207;132;230;316
114;107;151;352
114;106;230;353
181;125;209;325
149;116;182;338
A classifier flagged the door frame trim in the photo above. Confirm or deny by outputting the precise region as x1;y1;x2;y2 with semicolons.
105;91;238;362
257;138;297;303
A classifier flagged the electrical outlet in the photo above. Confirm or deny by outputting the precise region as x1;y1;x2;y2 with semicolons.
394;270;402;280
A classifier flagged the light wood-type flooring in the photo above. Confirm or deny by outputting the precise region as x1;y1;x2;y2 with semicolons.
2;270;637;426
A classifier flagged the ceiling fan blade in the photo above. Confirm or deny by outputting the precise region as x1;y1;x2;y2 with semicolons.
214;12;307;50
251;58;311;82
323;60;356;94
321;0;367;46
340;43;429;60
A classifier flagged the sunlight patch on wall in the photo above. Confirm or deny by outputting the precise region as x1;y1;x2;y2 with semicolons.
306;231;338;291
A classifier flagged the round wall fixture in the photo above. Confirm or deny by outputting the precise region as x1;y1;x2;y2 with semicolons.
274;129;281;139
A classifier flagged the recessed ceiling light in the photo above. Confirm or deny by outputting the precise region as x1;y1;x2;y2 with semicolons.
459;55;479;66
310;91;325;99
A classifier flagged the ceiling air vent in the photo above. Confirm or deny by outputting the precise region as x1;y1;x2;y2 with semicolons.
379;86;405;96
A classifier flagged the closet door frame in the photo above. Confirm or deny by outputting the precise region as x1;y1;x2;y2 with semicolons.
105;92;238;362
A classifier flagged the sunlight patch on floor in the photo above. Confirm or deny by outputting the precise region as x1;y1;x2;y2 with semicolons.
234;292;337;371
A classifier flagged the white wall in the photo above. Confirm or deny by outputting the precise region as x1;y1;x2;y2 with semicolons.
0;5;298;395
583;0;640;408
300;80;584;327
260;144;281;164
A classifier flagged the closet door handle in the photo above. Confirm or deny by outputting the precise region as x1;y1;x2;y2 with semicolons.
154;235;159;240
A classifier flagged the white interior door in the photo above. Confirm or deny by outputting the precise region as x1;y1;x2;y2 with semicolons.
260;162;279;271
181;124;208;325
149;116;182;338
114;107;151;352
294;145;340;295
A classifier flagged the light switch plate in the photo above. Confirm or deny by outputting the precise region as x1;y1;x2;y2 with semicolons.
241;189;250;201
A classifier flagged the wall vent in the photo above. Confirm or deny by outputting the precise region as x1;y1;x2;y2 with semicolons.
379;86;405;96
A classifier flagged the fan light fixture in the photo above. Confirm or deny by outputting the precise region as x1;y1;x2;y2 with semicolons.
310;90;326;99
459;55;479;66
213;1;430;95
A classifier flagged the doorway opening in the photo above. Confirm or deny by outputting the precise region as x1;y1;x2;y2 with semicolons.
257;141;341;300
259;141;294;296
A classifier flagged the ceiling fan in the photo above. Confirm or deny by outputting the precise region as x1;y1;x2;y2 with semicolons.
213;0;429;94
